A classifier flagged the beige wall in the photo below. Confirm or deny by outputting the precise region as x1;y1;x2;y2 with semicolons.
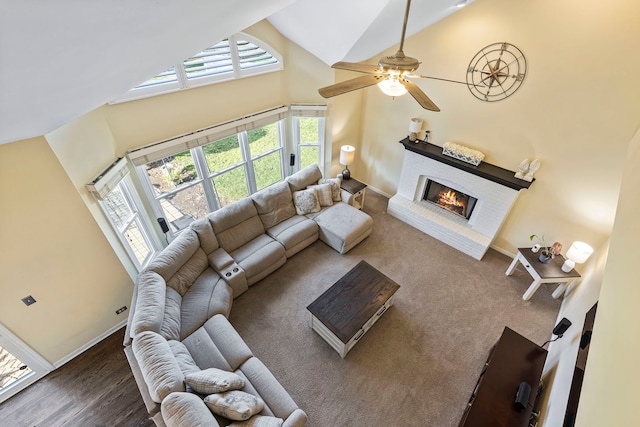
334;0;640;255
0;137;133;364
573;126;640;426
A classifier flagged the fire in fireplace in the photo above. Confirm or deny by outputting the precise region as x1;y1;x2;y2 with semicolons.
423;180;477;220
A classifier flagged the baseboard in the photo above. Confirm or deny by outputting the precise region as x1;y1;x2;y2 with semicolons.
53;319;127;368
490;244;517;258
363;184;393;199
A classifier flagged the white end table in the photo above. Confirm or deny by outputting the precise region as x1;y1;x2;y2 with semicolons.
506;248;581;301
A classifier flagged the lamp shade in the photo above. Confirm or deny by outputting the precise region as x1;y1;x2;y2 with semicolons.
561;241;593;272
340;145;355;166
566;241;593;264
409;118;423;133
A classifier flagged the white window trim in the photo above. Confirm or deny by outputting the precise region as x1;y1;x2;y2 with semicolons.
291;104;327;173
110;33;283;104
87;159;159;271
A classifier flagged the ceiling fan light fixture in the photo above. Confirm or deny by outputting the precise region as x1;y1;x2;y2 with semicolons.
377;76;408;97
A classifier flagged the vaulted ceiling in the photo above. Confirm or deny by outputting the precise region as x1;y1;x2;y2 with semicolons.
0;0;473;145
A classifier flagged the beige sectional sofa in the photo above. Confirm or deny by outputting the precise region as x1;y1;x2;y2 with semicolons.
124;164;373;427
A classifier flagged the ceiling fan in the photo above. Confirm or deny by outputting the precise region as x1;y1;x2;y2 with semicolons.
318;0;441;111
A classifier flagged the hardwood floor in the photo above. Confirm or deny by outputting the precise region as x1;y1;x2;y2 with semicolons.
0;328;154;427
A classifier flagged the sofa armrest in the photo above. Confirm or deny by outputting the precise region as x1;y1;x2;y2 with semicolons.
124;344;161;415
283;409;308;427
208;248;248;297
161;392;221;427
208;247;234;271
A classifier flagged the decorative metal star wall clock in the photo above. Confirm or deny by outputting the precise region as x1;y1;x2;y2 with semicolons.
466;42;527;102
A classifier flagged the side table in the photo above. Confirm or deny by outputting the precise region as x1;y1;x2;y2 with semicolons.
340;178;367;210
506;248;581;301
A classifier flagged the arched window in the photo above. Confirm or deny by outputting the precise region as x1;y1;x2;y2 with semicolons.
111;33;282;103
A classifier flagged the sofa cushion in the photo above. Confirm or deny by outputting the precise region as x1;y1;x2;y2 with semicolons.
180;268;233;339
148;229;201;281
230;235;286;285
318;177;342;202
292;189;320;215
161;392;219;427
204;390;265;421
166;247;209;296
168;340;201;377
161;287;182;341
210;198;266;253
229;415;284;427
286;164;323;192
182;314;254;372
190;217;220;255
306;183;333;207
133;331;185;402
185;368;245;394
265;215;318;258
251;181;296;229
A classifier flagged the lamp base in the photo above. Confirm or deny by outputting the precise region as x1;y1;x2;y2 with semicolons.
561;259;575;273
342;167;351;180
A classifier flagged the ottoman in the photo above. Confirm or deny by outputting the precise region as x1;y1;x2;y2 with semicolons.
311;203;373;254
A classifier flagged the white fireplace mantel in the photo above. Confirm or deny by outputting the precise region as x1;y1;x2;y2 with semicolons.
388;139;532;260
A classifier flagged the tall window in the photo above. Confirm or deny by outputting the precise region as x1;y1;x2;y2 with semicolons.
291;105;326;172
87;159;157;271
111;33;282;103
130;107;287;237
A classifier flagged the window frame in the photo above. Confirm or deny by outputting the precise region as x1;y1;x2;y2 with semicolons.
291;105;327;173
130;107;289;240
90;170;159;272
110;33;283;104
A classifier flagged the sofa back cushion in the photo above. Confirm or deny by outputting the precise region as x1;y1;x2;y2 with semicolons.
148;230;201;281
132;271;167;336
251;181;296;229
133;330;186;403
286;164;323;192
209;198;265;252
190;217;219;255
165;248;209;296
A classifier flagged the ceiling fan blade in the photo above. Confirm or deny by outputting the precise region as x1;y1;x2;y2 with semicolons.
319;74;384;98
331;61;382;74
401;78;440;111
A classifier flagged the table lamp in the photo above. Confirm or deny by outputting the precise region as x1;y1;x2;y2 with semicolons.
408;118;423;142
561;241;594;272
340;145;355;180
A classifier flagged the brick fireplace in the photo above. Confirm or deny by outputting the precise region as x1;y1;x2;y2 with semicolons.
388;139;532;260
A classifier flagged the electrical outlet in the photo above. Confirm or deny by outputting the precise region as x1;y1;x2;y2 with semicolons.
115;306;127;315
21;295;36;306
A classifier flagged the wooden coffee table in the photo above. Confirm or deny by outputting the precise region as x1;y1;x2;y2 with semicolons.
307;261;400;358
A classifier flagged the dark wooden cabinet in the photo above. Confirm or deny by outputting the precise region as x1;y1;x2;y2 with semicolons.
459;327;547;427
563;303;597;427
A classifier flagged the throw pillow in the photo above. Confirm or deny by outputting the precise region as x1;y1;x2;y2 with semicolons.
318;177;342;202
306;183;333;207
204;390;264;421
227;415;284;427
184;368;245;395
292;189;321;215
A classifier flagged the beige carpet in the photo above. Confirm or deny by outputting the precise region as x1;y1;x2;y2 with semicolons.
228;191;561;427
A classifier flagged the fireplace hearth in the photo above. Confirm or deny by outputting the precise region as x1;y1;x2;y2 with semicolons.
424;180;477;220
